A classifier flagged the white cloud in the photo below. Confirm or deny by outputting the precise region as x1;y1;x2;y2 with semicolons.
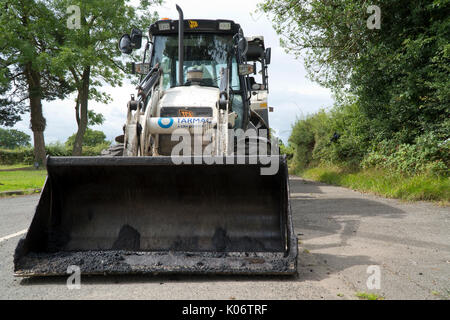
10;0;333;145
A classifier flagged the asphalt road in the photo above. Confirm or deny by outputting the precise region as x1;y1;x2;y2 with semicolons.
0;176;449;300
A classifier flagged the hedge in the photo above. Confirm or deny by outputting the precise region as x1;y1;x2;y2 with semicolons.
0;143;110;165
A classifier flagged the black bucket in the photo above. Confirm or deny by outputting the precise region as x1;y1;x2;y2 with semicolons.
14;156;297;276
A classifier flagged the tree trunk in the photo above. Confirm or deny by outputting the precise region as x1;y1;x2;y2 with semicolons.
72;67;90;156
26;64;46;167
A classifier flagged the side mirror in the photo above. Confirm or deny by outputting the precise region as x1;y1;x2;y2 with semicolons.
265;48;271;65
130;28;142;49
119;34;132;54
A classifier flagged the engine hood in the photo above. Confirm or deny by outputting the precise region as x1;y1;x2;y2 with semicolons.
160;86;220;108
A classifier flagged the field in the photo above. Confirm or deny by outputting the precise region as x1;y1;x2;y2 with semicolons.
0;169;47;193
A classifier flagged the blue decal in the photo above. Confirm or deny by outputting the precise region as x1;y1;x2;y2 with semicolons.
158;117;174;129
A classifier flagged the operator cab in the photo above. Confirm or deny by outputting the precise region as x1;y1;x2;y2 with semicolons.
147;19;249;129
119;18;272;131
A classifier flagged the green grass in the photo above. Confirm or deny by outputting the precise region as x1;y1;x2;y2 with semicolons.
355;292;384;300
0;169;47;192
300;166;449;204
0;164;33;170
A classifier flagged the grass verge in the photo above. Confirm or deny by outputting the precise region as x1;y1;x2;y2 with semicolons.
355;292;385;300
0;164;33;170
0;169;47;192
300;166;449;204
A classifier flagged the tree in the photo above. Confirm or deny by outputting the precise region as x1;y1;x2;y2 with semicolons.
261;0;450;145
0;0;71;166
0;128;31;149
51;0;161;155
65;110;108;148
0;72;27;126
349;0;450;143
65;128;108;148
259;0;377;95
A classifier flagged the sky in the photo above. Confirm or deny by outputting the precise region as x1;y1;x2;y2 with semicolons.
11;0;333;145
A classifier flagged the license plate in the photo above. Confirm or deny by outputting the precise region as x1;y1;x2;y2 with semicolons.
179;109;194;117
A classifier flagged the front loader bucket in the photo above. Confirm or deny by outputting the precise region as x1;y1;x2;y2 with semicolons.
14;156;297;276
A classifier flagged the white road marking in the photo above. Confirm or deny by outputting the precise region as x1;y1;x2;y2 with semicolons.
0;229;27;243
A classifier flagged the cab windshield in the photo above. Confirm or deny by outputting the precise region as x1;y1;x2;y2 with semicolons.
151;34;240;90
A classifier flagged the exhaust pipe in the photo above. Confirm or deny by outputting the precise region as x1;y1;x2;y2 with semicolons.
176;4;184;85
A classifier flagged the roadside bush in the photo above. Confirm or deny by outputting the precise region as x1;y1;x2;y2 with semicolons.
46;142;70;157
289;109;332;172
81;143;111;156
362;132;449;176
0;148;34;165
289;103;371;173
279;139;294;160
0;141;110;165
65;128;110;149
289;103;449;177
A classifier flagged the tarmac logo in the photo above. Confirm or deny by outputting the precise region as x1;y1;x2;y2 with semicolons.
158;117;174;129
67;265;81;290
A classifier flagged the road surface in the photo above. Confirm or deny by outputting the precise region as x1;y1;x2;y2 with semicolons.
0;176;449;299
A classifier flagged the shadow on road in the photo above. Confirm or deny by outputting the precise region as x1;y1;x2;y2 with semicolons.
19;273;298;286
290;177;407;282
19;177;407;286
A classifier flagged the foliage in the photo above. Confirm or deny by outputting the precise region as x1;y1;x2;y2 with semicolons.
362;132;449;176
50;0;161;102
0;128;31;149
88;110;105;126
1;0;161;156
0;0;71;101
288;106;449;176
279;138;294;161
0;80;27;127
0;140;110;164
46;141;70;156
81;142;111;156
48;0;161;154
65;128;110;148
263;0;449;182
0;148;35;165
0;0;73;165
302;166;449;203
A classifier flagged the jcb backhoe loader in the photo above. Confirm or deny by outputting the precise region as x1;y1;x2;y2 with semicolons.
14;6;297;276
